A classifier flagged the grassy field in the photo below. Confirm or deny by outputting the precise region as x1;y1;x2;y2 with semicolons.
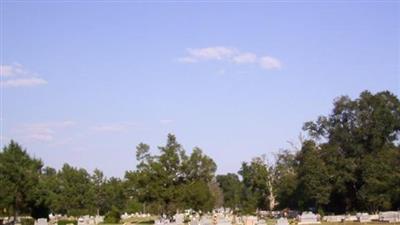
320;223;400;225
110;218;400;225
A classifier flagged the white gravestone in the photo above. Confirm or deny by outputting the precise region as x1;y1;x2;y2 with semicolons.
276;218;289;225
217;218;231;225
357;213;371;223
36;218;48;225
256;219;266;225
200;217;212;225
344;215;357;222
175;214;185;225
243;216;257;225
379;211;400;223
323;215;344;222
298;212;320;225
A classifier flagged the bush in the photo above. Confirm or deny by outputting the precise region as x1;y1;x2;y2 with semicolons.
104;206;121;224
58;220;77;225
21;218;35;225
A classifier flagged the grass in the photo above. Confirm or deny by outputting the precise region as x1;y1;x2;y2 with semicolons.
117;218;400;225
320;223;400;225
263;220;400;225
121;216;157;225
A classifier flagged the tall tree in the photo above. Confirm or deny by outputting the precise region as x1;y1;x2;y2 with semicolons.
216;173;242;209
0;141;42;223
296;141;331;212
126;134;217;215
239;156;271;212
51;164;96;216
91;169;107;215
303;90;400;212
273;150;298;210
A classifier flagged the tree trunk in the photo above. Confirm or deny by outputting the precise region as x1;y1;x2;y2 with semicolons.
13;199;17;225
267;175;276;211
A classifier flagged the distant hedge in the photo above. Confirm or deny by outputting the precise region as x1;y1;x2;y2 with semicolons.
21;218;34;225
58;220;77;225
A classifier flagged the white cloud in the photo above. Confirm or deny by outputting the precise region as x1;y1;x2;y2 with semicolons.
178;46;282;70
259;56;282;70
0;64;47;88
16;121;76;142
186;47;237;61
233;52;258;64
91;123;135;132
160;119;174;124
3;77;48;87
0;65;16;77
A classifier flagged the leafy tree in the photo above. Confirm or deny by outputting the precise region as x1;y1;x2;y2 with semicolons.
216;173;242;209
303;90;400;212
51;164;96;216
273;150;298;210
296;141;331;212
104;206;121;223
358;148;400;211
0;141;42;222
126;134;217;215
103;177;126;213
239;156;271;212
91;169;107;215
30;167;57;219
208;179;224;209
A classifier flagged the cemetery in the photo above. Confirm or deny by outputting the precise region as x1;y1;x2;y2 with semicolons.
1;210;400;225
1;0;399;225
1;91;400;225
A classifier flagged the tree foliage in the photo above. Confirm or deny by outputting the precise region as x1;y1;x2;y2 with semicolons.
125;134;217;215
1;90;399;216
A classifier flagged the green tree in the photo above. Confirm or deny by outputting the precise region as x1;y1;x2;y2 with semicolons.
51;164;96;216
30;167;57;219
303;90;400;212
216;173;242;209
91;169;107;215
239;156;271;212
296;141;331;212
273;150;298;210
126;134;217;215
0;141;43;223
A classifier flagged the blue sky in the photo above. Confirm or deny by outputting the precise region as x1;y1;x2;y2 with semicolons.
1;1;399;177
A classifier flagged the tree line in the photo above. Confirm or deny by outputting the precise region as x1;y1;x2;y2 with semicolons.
0;90;399;221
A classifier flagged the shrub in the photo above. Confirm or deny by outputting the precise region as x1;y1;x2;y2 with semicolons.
21;218;35;225
58;220;77;225
104;206;121;224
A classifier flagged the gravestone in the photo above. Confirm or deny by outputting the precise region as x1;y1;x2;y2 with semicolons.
36;218;48;225
344;215;357;222
175;214;184;225
217;217;231;225
275;218;289;225
298;212;320;225
323;215;344;222
379;211;400;223
199;217;212;225
77;217;85;225
256;219;266;225
357;213;371;223
243;216;257;225
190;218;200;225
95;216;104;225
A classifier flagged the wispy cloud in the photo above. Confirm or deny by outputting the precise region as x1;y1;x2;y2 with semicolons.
160;119;174;124
3;77;48;87
259;56;282;70
0;63;48;88
178;46;282;70
91;122;136;132
16;121;76;142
